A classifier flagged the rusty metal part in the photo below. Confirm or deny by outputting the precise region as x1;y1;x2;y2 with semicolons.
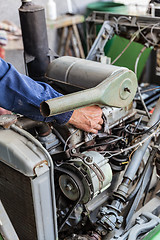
0;114;17;128
33;160;48;174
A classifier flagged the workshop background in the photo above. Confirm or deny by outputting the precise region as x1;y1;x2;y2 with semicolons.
0;0;150;74
1;1;160;240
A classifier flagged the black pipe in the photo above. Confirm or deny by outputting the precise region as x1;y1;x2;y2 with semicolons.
19;0;50;78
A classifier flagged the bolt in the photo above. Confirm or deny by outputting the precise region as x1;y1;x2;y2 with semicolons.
102;34;107;39
117;217;123;224
71;148;76;154
83;212;88;216
101;230;107;236
136;216;142;224
124;87;131;93
65;183;73;191
85;156;92;163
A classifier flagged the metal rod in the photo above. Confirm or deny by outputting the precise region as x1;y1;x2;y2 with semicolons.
124;97;160;181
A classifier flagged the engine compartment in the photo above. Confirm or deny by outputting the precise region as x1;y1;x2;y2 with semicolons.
0;95;159;240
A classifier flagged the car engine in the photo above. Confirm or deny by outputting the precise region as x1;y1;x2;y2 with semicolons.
0;56;159;239
0;1;159;240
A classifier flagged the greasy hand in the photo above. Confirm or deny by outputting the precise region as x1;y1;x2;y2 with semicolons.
68;105;103;134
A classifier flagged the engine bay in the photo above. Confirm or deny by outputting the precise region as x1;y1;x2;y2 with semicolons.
0;91;159;239
0;2;160;240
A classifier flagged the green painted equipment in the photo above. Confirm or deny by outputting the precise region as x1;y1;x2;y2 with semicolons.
142;224;160;240
105;35;152;80
40;56;137;117
87;2;128;16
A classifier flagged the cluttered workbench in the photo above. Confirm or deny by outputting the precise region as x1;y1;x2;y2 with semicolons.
0;21;22;59
0;14;85;60
47;14;85;58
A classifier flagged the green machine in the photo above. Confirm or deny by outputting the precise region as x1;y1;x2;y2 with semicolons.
40;56;137;117
85;11;158;81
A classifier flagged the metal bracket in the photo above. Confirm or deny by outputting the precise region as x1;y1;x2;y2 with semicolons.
86;21;114;62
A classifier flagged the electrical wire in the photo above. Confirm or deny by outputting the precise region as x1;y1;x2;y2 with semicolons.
111;16;139;65
133;115;143;133
80;136;124;151
134;45;147;76
111;19;152;65
125;118;160;136
112;117;142;131
128;145;140;163
112;21;160;65
127;146;156;202
140;86;160;93
137;22;160;47
104;126;160;159
134;44;151;119
137;85;151;118
52;126;66;145
151;22;160;44
64;129;79;151
113;16;132;35
111;34;137;65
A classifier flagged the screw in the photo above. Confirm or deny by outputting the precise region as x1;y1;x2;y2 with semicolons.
124;87;131;93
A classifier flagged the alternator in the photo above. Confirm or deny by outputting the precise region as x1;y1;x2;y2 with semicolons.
58;151;112;204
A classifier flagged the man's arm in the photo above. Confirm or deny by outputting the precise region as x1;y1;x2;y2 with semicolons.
0;58;72;124
0;58;103;132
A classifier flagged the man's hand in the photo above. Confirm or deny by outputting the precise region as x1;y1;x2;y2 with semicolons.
68;105;103;134
0;107;12;115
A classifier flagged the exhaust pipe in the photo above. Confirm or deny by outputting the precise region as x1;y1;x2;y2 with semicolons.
19;0;50;78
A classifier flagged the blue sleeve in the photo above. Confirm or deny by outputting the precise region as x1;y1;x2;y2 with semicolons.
0;58;73;124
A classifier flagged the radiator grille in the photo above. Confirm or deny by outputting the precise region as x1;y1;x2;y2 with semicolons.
0;160;37;240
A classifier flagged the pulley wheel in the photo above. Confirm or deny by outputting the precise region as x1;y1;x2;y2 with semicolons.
59;174;83;201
